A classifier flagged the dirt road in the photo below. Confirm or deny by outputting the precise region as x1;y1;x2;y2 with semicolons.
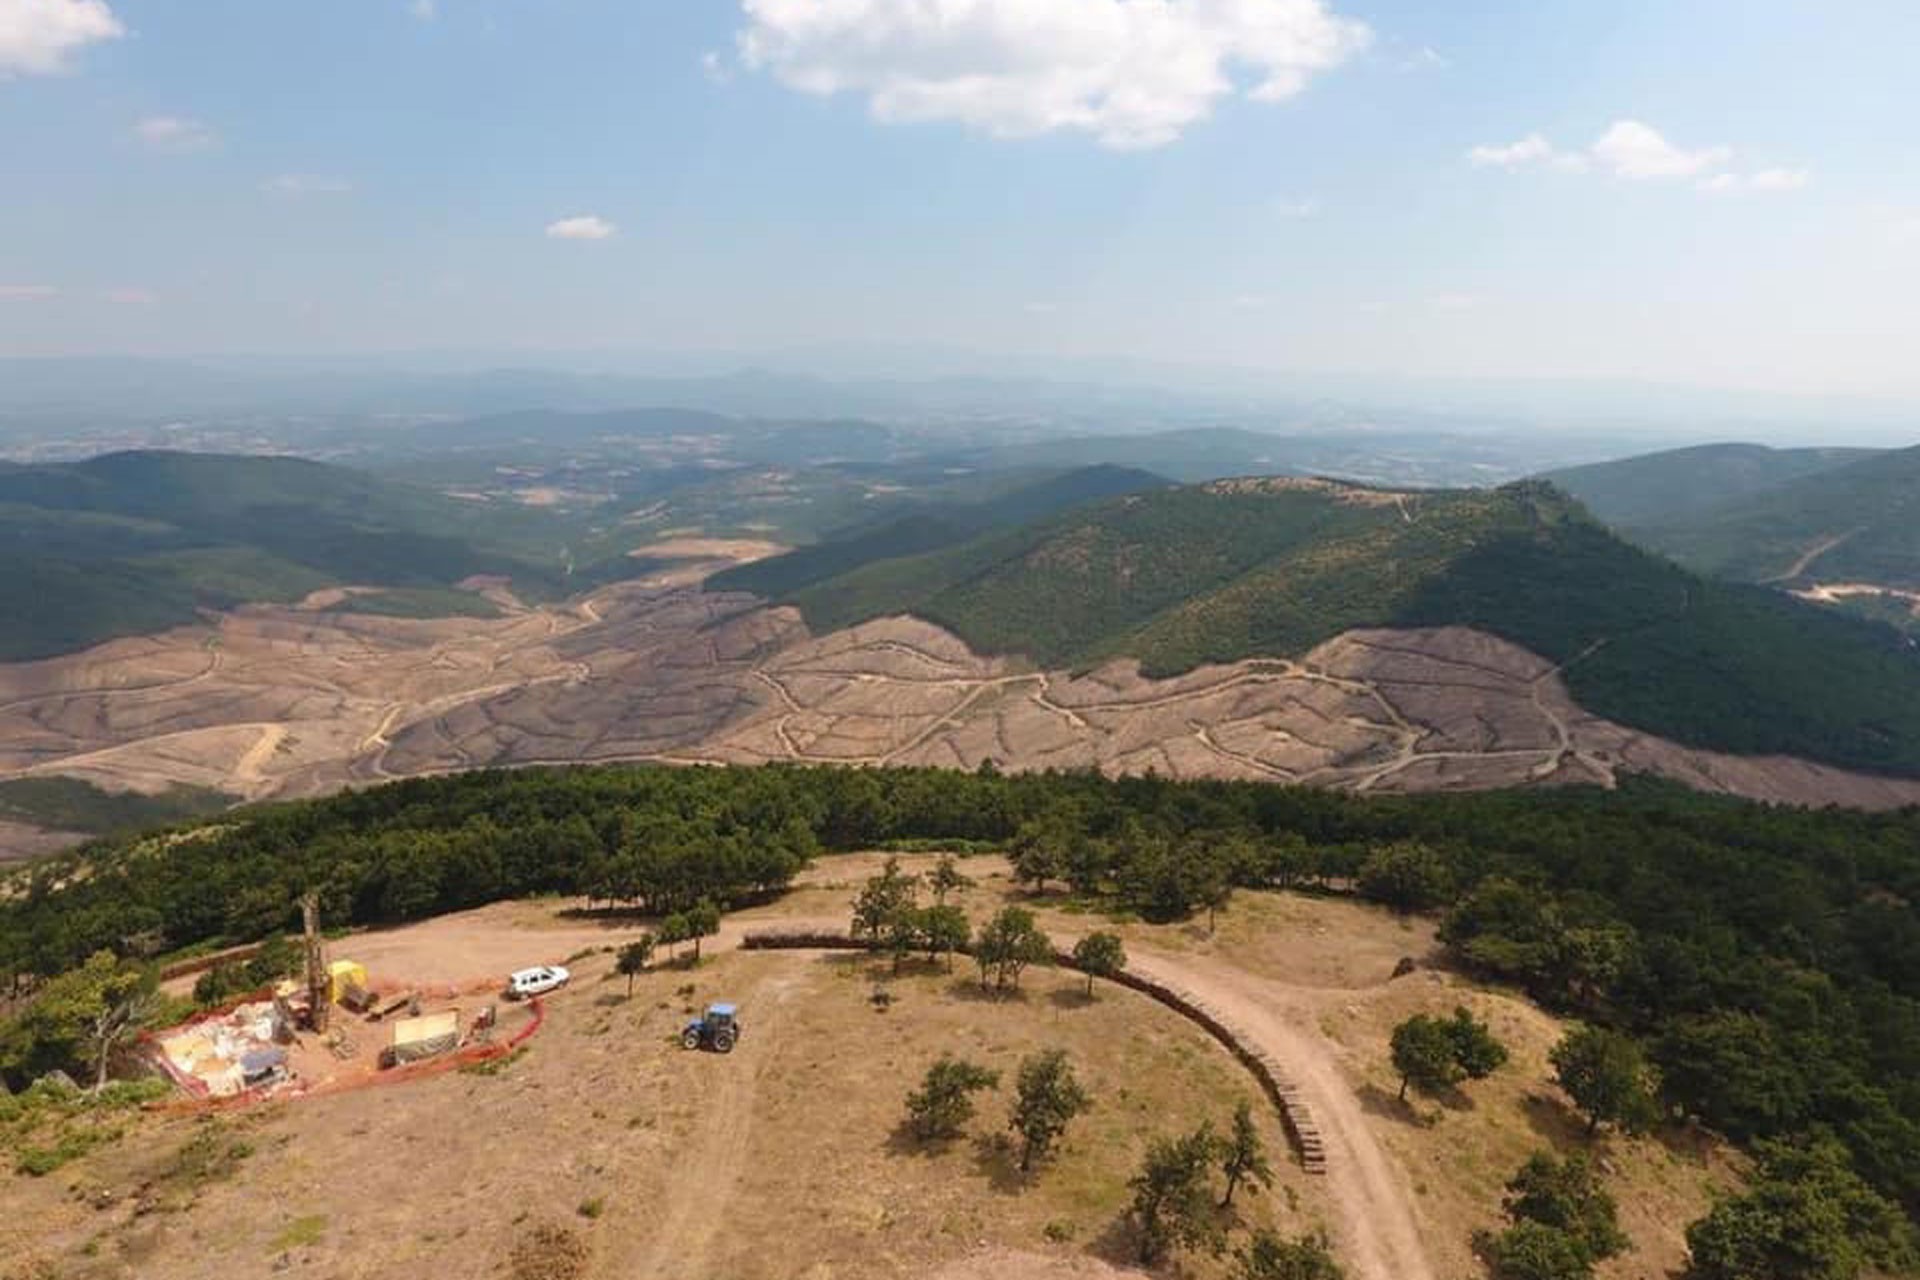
1120;950;1435;1280
627;964;804;1278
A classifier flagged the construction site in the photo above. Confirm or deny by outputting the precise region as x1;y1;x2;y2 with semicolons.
145;896;542;1103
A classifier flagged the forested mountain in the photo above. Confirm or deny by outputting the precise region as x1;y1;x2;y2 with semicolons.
710;464;1165;598
1623;445;1920;589
735;476;1920;776
0;451;599;660
1544;442;1877;529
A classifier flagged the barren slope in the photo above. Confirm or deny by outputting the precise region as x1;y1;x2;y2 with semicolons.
3;571;1917;860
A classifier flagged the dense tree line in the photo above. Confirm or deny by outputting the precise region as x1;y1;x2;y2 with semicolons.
5;763;1920;1245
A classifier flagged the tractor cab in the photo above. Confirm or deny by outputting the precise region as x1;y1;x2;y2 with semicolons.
681;1002;741;1053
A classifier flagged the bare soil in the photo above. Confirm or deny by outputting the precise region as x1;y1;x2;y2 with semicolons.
5;571;1914;861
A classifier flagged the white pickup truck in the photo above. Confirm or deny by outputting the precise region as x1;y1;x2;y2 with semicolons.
505;965;570;999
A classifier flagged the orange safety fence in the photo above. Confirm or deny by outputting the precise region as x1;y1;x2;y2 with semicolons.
149;995;548;1115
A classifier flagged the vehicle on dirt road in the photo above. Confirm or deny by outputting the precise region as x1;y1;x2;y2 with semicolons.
505;965;570;999
681;1002;742;1053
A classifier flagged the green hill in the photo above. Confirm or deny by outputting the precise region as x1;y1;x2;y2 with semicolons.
1545;442;1878;529
750;477;1920;776
710;464;1166;599
1622;445;1920;589
0;451;598;660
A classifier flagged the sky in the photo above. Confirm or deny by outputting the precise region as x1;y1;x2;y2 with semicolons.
2;0;1918;400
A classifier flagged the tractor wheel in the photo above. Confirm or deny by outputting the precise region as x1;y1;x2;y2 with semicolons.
712;1029;736;1053
680;1028;702;1050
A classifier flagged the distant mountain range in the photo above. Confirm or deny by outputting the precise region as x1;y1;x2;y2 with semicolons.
723;474;1920;777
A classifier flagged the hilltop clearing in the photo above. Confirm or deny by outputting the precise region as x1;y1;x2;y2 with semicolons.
0;856;1739;1280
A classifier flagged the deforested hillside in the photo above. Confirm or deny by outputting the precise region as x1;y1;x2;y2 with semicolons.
741;476;1920;776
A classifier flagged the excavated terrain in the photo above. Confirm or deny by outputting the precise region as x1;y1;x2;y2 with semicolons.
4;564;1917;857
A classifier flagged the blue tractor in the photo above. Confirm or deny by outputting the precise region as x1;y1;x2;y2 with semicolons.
680;1002;741;1053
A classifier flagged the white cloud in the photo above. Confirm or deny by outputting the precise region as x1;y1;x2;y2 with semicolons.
1590;119;1729;180
0;0;122;75
1747;167;1810;192
736;0;1370;150
1698;169;1809;195
701;50;732;83
135;115;217;151
263;173;354;196
408;0;435;19
1467;119;1809;195
1467;133;1555;170
0;283;57;300
1271;195;1319;218
545;214;616;241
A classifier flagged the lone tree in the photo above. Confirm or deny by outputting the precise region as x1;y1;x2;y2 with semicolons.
1234;1231;1345;1280
903;1055;1000;1142
1130;1123;1224;1264
684;899;722;963
616;934;655;996
852;856;921;972
1500;1150;1629;1266
928;853;973;905
1447;1006;1510;1081
1071;931;1127;997
1391;1013;1465;1100
1009;1049;1090;1172
975;906;1054;993
916;904;970;971
1550;1025;1660;1137
1219;1099;1274;1208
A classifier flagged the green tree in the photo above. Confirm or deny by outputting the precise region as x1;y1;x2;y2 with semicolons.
1501;1151;1629;1264
1550;1026;1660;1137
1478;1219;1594;1280
1447;1005;1510;1081
903;1055;1000;1142
851;856;920;972
616;934;655;996
657;912;690;963
1357;841;1455;913
0;951;160;1089
684;899;722;963
975;906;1054;992
1009;1049;1090;1172
1070;931;1127;997
1234;1231;1345;1280
1010;816;1069;894
928;854;972;905
1219;1099;1274;1208
915;904;970;971
1130;1123;1224;1264
1685;1138;1916;1280
1391;1014;1465;1100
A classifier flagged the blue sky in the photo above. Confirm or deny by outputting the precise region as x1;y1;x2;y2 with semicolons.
3;0;1917;398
